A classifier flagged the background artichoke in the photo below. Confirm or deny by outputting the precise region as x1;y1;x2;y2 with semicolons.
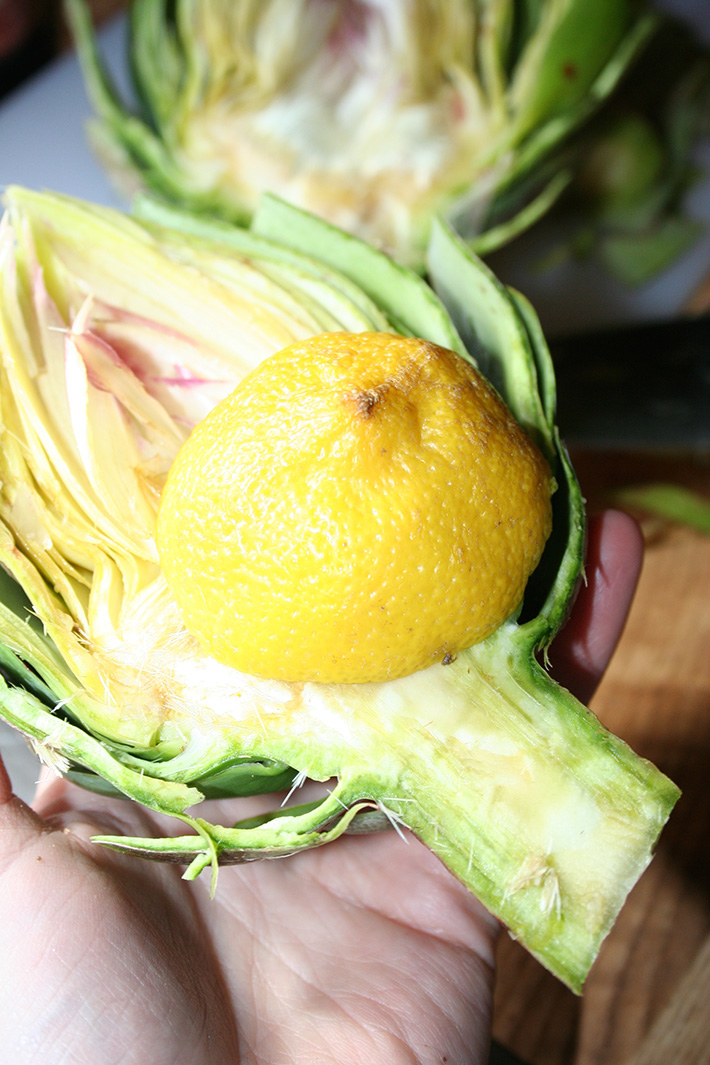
66;0;704;273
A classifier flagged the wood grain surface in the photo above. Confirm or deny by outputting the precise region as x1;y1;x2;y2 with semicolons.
627;931;710;1065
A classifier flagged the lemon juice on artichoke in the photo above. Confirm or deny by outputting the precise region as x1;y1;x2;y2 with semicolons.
0;187;679;993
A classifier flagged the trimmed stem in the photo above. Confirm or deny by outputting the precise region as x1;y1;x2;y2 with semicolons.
94;624;678;992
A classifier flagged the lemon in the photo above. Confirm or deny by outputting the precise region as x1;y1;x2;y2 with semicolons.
157;332;553;683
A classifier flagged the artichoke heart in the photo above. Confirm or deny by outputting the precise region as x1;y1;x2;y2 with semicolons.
0;188;679;993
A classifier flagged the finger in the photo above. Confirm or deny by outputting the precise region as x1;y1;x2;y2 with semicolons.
0;750;12;806
30;762;175;848
0;748;46;862
1;751;106;858
549;509;644;705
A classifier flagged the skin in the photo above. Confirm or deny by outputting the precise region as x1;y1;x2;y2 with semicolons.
0;510;644;1065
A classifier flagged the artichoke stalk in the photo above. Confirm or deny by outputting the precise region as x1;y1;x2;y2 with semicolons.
0;188;678;993
65;0;662;270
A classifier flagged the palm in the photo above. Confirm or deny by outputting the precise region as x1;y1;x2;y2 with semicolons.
0;512;642;1065
0;788;496;1065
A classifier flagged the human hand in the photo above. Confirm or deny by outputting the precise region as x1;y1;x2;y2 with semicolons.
0;510;643;1065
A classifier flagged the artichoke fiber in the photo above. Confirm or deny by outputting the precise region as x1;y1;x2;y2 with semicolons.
66;0;660;269
0;189;678;992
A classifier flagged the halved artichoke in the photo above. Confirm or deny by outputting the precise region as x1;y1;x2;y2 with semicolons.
65;0;662;269
0;188;678;992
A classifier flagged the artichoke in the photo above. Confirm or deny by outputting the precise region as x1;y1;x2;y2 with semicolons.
0;188;678;993
65;0;660;269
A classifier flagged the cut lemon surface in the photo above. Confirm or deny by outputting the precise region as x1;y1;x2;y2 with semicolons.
157;331;554;683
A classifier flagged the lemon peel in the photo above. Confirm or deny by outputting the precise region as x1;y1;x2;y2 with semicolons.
156;331;553;683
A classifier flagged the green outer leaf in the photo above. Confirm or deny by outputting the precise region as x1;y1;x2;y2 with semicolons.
425;220;584;645
251;195;470;359
132;195;392;333
506;289;555;429
468;168;572;256
185;758;297;799
508;0;635;139
505;290;585;642
64;758;298;801
600;217;704;286
612;484;710;534
66;0;251;221
64;0;127;126
129;0;183;131
519;432;584;644
427;217;551;454
488;13;659;203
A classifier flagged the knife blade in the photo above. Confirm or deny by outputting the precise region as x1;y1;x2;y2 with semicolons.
550;313;710;451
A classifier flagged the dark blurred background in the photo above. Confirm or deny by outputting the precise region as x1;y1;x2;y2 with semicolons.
0;0;121;99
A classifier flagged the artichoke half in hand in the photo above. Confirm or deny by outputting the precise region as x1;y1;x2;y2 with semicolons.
66;0;659;269
0;188;678;993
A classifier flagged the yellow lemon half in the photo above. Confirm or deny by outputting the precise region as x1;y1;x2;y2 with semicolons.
157;332;554;684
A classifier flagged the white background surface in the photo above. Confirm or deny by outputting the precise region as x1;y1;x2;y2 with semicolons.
1;6;710;800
